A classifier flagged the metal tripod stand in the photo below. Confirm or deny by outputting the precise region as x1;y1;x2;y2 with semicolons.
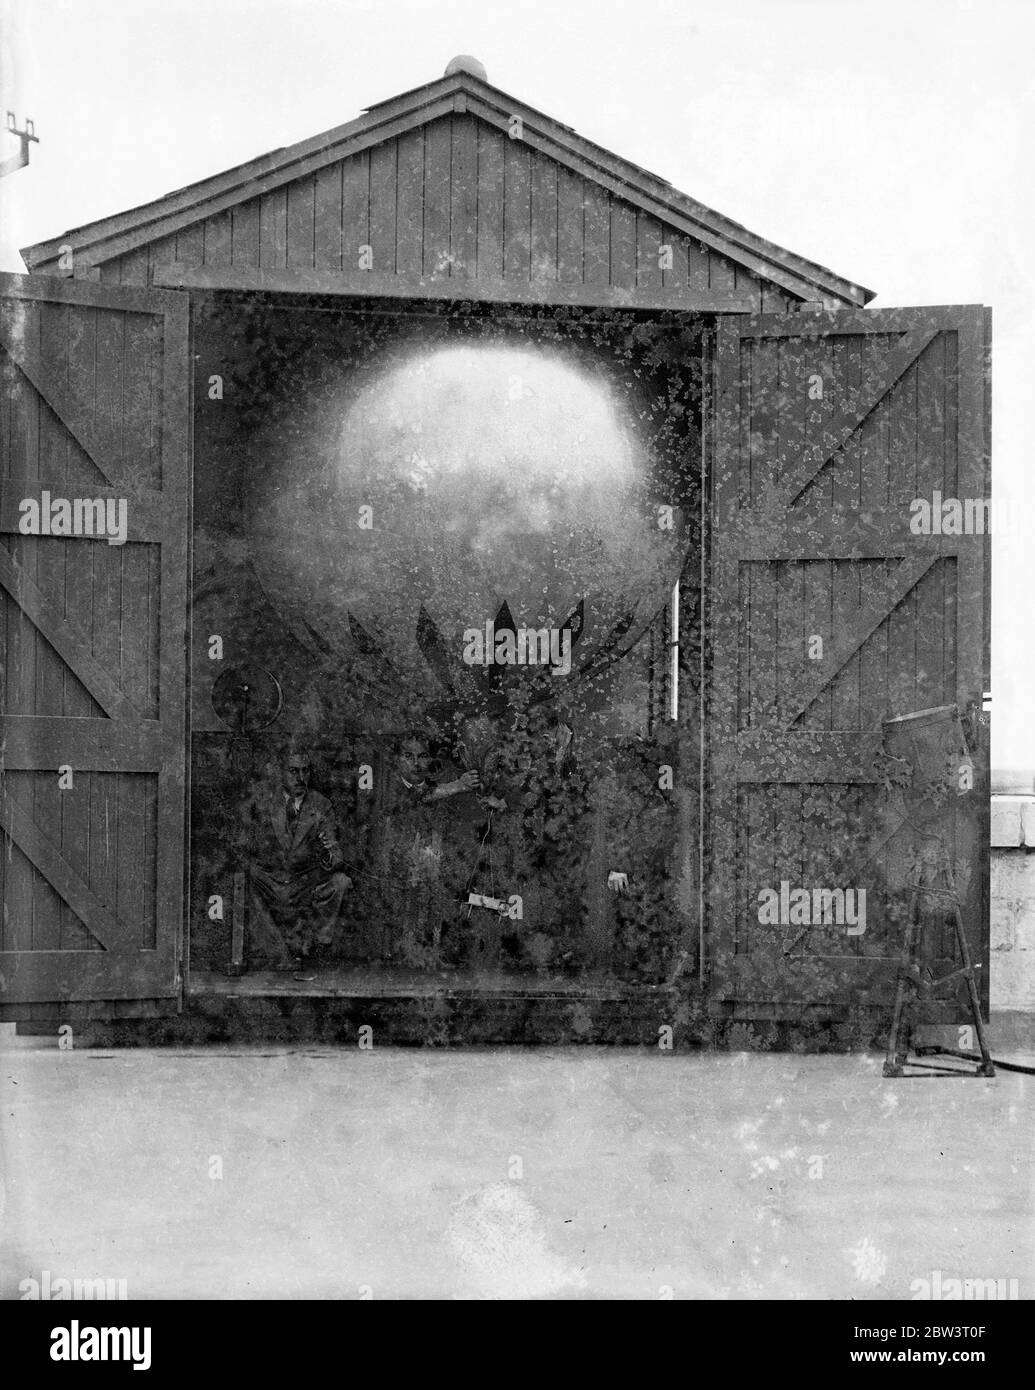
880;703;995;1078
882;820;995;1078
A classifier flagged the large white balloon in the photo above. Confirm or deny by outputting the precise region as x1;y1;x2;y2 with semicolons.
250;340;685;691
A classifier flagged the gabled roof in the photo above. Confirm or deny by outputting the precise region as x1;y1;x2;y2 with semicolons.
21;65;874;307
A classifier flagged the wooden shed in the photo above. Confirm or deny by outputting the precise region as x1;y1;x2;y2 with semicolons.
0;59;991;1041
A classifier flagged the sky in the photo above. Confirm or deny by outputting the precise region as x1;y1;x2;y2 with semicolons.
1;0;1032;773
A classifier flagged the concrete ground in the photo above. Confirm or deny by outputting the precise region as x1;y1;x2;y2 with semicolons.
1;1032;1031;1300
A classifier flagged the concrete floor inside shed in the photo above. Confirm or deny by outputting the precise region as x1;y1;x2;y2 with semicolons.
1;1031;1031;1300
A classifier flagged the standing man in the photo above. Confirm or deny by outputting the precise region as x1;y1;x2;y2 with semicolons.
244;748;351;972
382;729;484;967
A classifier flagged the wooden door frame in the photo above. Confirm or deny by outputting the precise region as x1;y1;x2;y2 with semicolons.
180;286;717;1000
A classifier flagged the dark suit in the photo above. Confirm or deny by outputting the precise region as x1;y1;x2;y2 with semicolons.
246;788;348;964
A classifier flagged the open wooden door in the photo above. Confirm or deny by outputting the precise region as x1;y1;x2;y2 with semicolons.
0;273;190;1014
708;305;991;1021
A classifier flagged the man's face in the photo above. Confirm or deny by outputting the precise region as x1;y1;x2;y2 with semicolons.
400;737;431;781
283;756;311;797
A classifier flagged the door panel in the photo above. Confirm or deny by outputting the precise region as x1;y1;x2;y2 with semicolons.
708;306;990;1019
0;273;190;1009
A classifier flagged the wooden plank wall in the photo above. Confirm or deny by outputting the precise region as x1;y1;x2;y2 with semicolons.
739;558;957;736
100;114;796;310
738;331;958;515
735;331;960;738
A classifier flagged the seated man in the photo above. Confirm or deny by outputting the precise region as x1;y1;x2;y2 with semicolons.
243;748;351;972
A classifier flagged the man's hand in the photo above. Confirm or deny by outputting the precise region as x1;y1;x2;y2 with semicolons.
425;769;480;802
606;871;629;895
313;871;351;903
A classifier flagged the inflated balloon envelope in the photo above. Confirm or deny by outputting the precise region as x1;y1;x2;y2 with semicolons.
248;340;690;709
